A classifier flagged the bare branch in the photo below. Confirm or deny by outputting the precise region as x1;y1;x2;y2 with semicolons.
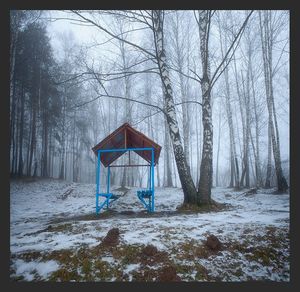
132;109;161;126
71;93;166;115
170;66;201;84
210;10;254;87
175;101;203;107
54;66;159;85
193;10;200;26
71;10;156;58
189;68;202;82
272;39;289;77
132;100;203;126
210;38;240;89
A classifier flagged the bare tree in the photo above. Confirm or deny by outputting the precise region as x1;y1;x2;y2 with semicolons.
217;11;240;189
68;10;199;203
169;11;191;170
259;10;288;192
152;10;198;203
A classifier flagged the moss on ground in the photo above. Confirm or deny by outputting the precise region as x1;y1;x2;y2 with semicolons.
11;224;289;282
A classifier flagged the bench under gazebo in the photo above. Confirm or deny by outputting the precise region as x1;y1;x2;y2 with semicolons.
92;123;161;214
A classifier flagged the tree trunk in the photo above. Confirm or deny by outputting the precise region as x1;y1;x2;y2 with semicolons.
197;10;213;204
259;10;288;192
250;58;263;187
215;106;221;187
152;10;197;203
41;107;49;177
218;19;239;189
59;93;66;180
245;70;250;188
224;68;239;188
10;77;17;174
164;118;173;187
18;84;25;177
265;120;272;188
173;12;191;170
197;74;213;203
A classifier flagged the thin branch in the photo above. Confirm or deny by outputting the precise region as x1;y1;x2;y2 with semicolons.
71;95;101;110
272;39;289;77
210;10;254;86
193;10;200;26
104;69;160;82
139;10;153;28
71;10;156;58
132;100;203;126
175;101;203;107
87;26;151;48
125;56;156;70
170;66;201;84
210;38;240;89
88;66;109;96
189;68;202;82
71;93;166;114
53;72;87;85
132;109;161;126
54;66;159;85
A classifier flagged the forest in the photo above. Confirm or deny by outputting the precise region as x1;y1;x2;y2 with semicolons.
10;10;289;194
10;10;290;282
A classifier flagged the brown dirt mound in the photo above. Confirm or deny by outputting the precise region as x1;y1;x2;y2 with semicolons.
142;244;159;256
205;234;222;251
140;244;169;266
102;228;120;246
157;266;181;282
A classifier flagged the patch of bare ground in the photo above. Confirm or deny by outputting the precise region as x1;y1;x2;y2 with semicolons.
24;223;87;236
208;226;290;280
101;228;120;246
50;201;232;224
10;225;289;281
11;239;208;281
157;266;181;281
140;244;169;266
176;200;230;213
171;234;224;263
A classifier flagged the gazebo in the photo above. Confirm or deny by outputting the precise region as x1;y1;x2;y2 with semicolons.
92;123;162;214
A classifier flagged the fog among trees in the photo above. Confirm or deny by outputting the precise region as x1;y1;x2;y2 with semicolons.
10;10;289;203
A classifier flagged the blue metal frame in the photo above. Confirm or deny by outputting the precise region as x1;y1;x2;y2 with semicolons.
95;147;155;214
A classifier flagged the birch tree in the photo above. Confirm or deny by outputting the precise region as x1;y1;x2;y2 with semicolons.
259;10;288;192
169;11;191;169
185;10;253;202
217;12;240;189
69;10;199;203
195;10;214;204
152;10;198;203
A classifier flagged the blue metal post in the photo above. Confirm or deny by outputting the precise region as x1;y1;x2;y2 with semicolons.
148;164;152;212
148;165;151;189
151;148;155;212
96;150;100;214
99;151;101;193
95;147;158;213
107;166;110;193
106;166;110;208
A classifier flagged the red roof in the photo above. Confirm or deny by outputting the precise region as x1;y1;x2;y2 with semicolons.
92;123;162;167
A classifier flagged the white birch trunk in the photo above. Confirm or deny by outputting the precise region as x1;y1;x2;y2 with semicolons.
152;10;197;203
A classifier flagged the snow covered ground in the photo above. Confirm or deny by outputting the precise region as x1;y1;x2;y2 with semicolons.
10;178;290;282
